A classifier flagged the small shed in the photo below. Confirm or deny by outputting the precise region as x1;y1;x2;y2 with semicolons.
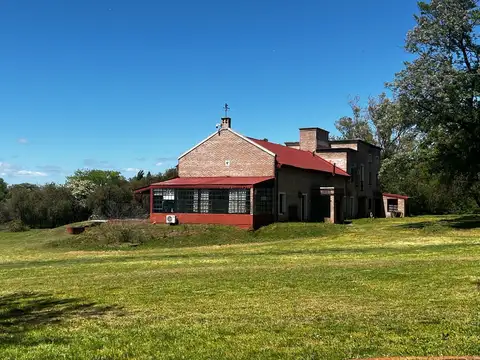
382;193;409;218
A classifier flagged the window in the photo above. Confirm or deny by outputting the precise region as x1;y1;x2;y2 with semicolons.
255;188;274;214
368;171;372;186
375;155;379;164
368;198;372;210
153;189;175;213
152;188;250;214
199;190;209;213
368;154;373;163
278;192;286;215
387;199;398;212
376;173;379;187
176;189;196;213
229;189;249;214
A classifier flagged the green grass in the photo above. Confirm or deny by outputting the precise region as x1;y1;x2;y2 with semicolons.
0;216;479;359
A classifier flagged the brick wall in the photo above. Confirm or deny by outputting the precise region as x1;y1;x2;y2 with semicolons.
314;151;348;171
179;129;276;177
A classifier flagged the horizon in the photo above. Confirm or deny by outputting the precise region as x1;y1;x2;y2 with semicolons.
0;0;418;184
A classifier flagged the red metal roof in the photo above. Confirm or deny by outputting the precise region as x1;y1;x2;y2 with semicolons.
383;193;409;200
249;138;350;177
147;176;274;189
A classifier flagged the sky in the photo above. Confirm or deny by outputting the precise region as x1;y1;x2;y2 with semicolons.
0;0;419;184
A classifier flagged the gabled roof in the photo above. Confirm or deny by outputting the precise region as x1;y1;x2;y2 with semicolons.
248;138;350;177
178;128;275;159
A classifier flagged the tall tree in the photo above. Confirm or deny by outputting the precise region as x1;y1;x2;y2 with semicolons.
0;178;7;202
391;0;480;185
334;97;375;144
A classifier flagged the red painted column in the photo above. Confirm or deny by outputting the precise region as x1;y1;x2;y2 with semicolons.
149;187;153;221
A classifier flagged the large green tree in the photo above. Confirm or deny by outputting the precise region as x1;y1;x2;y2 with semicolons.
0;178;7;202
392;0;480;185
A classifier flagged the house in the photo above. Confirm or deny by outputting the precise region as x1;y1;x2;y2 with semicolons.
135;116;407;228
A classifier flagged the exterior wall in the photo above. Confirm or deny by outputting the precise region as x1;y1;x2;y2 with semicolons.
315;151;348;172
179;129;275;177
343;142;382;218
299;128;329;152
150;213;273;230
276;166;347;222
330;143;358;151
383;196;406;217
151;213;254;229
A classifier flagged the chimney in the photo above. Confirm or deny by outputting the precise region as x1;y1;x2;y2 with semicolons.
299;127;330;152
221;117;231;129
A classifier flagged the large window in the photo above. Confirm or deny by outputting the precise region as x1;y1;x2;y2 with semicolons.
255;188;274;214
152;188;250;214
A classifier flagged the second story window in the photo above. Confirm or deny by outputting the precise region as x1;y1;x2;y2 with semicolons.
368;154;373;163
368;171;372;186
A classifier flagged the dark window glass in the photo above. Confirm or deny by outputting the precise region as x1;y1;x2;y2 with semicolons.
254;188;274;214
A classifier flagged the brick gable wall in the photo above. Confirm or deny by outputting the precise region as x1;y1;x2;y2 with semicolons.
179;129;275;177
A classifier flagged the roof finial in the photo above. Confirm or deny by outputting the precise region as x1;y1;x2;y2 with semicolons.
224;103;230;118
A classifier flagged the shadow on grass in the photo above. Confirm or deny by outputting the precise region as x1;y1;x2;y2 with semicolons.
0;291;123;346
397;215;480;230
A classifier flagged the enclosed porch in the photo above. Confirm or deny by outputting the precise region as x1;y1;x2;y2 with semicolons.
134;177;275;229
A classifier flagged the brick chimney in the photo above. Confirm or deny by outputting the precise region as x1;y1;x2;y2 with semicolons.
221;117;231;129
299;128;330;152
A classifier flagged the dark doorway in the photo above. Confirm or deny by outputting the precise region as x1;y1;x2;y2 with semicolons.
358;196;366;218
311;192;330;222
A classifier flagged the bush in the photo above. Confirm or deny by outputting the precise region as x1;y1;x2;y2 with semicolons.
7;220;29;232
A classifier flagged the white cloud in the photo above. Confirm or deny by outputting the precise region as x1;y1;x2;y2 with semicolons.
15;170;47;177
124;168;141;172
155;162;163;166
17;138;28;144
0;162;48;177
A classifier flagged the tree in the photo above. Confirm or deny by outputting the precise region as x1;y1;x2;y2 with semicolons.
333;97;375;144
0;178;7;202
66;169;125;187
334;95;418;160
391;0;480;186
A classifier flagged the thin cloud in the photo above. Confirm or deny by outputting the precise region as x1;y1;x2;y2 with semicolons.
135;157;146;162
83;159;113;168
124;168;141;172
36;165;63;174
15;170;47;177
17;138;28;144
155;162;163;166
0;162;48;177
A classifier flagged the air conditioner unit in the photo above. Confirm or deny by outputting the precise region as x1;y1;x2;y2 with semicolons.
166;215;177;225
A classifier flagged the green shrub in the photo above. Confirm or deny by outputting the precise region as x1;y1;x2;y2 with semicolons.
7;220;30;232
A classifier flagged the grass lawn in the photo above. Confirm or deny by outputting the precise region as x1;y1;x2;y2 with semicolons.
0;216;479;359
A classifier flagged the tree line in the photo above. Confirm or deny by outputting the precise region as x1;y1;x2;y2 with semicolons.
333;0;480;215
0;168;177;229
1;0;479;228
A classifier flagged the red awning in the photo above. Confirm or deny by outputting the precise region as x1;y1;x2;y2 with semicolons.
383;193;409;200
134;177;274;192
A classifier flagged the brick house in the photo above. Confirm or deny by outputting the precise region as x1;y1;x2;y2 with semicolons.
135;116;406;228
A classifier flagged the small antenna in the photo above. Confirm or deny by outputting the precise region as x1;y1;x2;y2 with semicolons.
224;103;230;117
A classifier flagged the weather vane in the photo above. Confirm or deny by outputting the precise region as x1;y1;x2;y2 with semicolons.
224;103;230;117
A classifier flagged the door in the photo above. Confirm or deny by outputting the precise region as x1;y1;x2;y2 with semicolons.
300;194;308;221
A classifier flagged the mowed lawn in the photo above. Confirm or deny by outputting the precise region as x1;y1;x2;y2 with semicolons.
0;216;480;360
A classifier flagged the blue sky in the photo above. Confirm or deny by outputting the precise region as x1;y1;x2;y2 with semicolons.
0;0;419;184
